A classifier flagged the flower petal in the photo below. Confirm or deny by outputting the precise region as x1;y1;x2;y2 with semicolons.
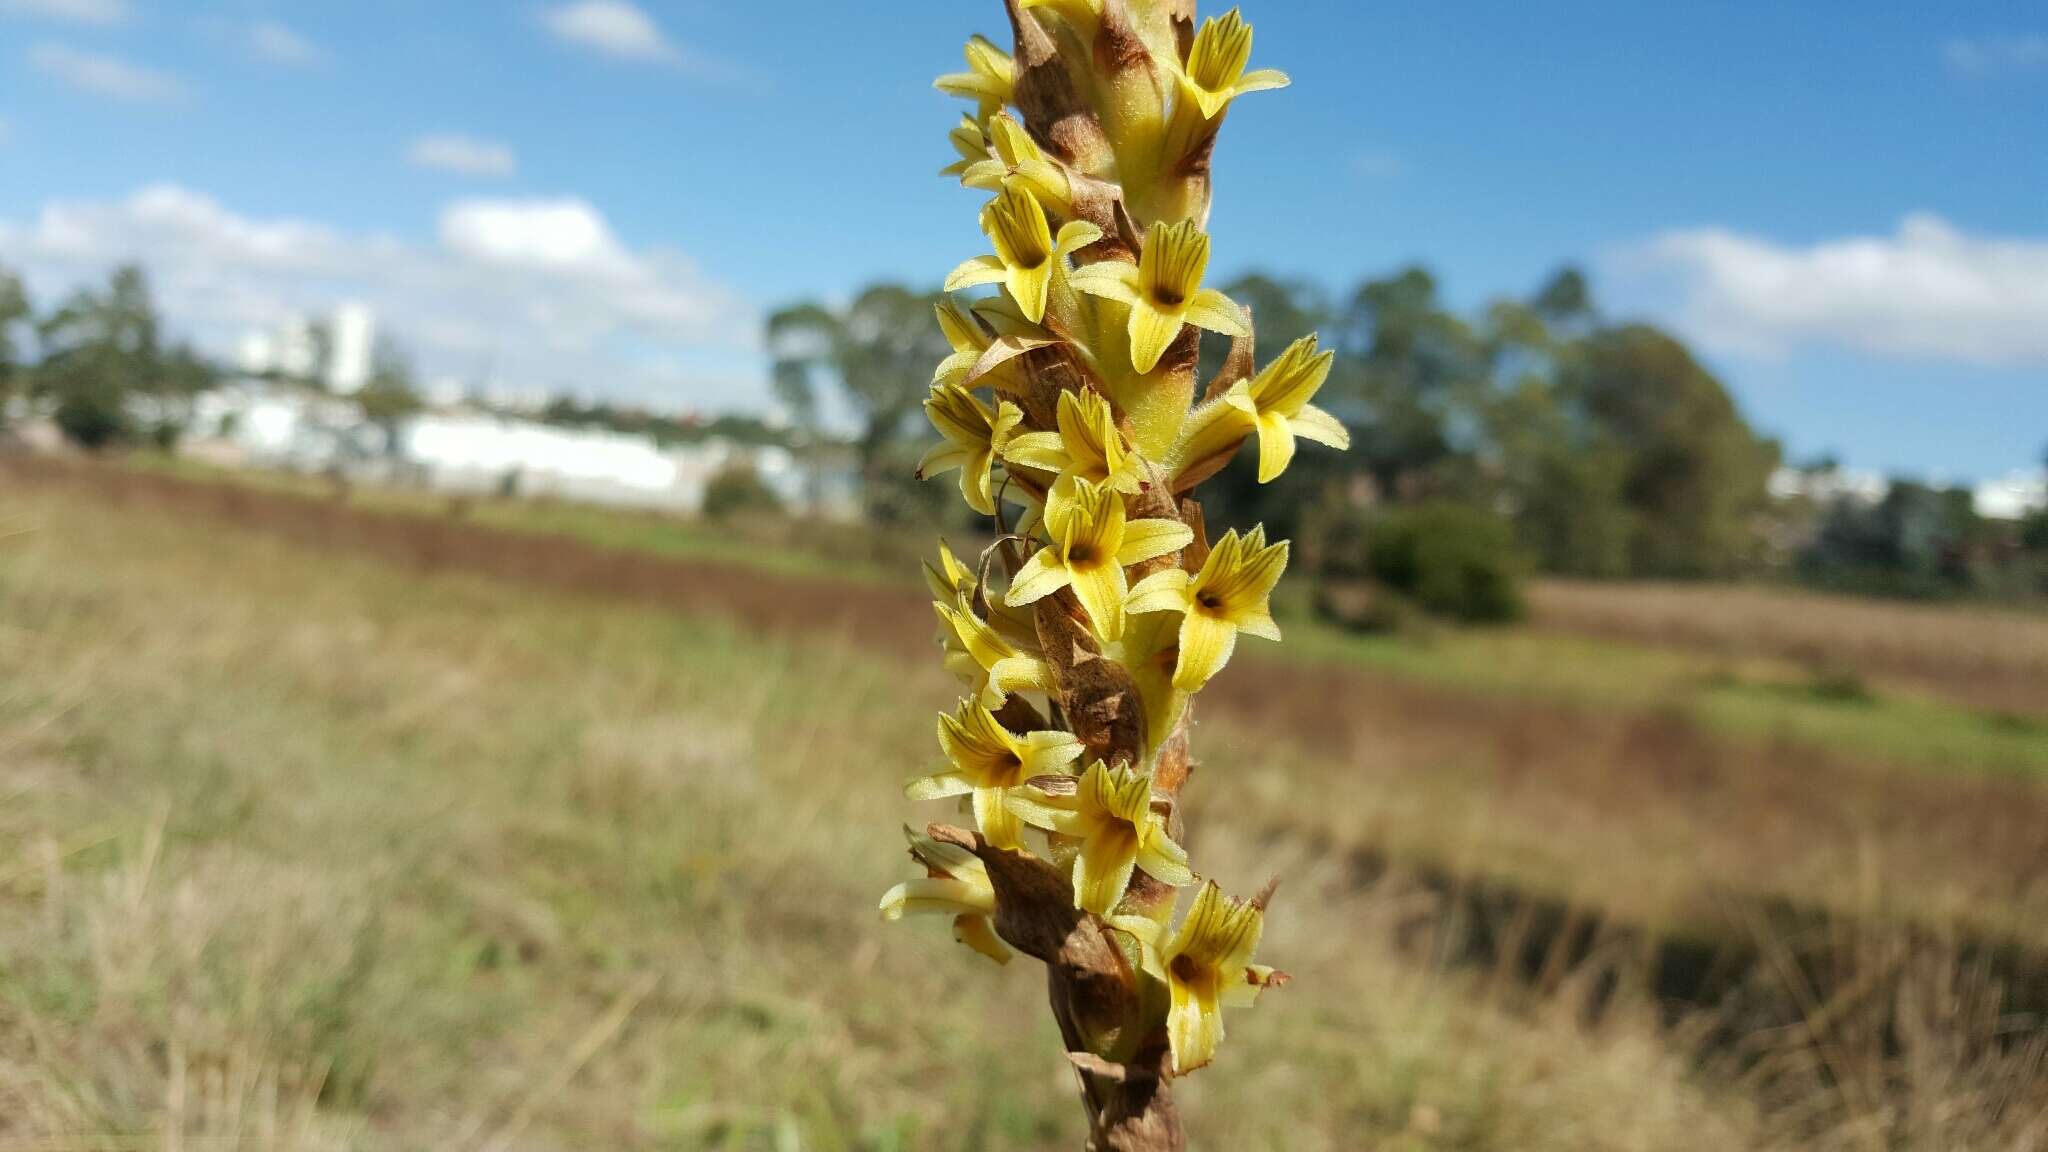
1167;974;1224;1073
1006;260;1054;325
1069;560;1129;641
1127;302;1185;375
1074;826;1142;915
1254;413;1296;483
974;786;1024;849
1117;518;1195;567
1235;68;1291;95
1289;403;1351;449
1005;548;1071;606
1125;568;1192;616
905;771;975;801
1174;610;1239;692
954;914;1014;965
945;254;1008;291
1003;430;1070;474
1137;829;1196;887
1068;261;1142;306
1182;288;1249;338
917;441;972;480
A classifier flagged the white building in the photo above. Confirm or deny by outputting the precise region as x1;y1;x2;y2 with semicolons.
235;303;377;394
1768;466;1889;508
187;380;384;470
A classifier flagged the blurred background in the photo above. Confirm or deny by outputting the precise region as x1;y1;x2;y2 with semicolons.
2;2;2045;1150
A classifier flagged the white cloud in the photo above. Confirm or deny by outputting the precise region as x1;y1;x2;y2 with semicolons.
0;0;129;26
1618;215;2048;367
31;43;186;103
1943;35;2048;76
540;1;676;62
408;134;518;179
0;184;762;410
246;21;321;66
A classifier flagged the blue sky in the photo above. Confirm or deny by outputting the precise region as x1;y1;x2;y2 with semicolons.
1;0;2043;480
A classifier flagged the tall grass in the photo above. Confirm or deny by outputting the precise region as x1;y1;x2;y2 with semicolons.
2;480;2043;1149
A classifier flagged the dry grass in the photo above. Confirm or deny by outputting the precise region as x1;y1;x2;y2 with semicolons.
3;475;2045;1149
1531;579;2048;718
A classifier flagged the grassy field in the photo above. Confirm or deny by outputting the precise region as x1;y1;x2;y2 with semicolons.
120;454;2048;781
4;466;2046;1149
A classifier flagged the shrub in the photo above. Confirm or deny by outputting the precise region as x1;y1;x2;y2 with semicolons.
1364;502;1527;623
702;463;781;520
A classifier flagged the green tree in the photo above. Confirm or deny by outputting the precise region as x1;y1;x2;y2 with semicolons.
766;285;952;523
357;338;425;455
33;265;169;449
1558;325;1779;577
0;264;28;428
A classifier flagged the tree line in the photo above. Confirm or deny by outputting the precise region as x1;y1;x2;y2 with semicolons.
0;261;423;453
770;266;2047;609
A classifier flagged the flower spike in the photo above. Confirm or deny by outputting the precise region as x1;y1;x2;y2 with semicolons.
1126;526;1288;691
946;183;1103;325
899;0;1331;1119
1070;219;1249;373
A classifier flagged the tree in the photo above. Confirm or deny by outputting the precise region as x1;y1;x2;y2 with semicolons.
33;264;167;449
1558;325;1779;577
766;285;953;523
1328;266;1488;499
0;264;28;427
357;338;425;456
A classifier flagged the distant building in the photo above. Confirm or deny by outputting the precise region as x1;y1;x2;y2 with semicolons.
235;303;377;394
181;379;861;520
328;302;376;395
1769;466;1888;508
187;379;385;469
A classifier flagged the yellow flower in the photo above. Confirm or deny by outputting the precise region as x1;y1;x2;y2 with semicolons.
947;183;1102;325
906;701;1084;849
1171;334;1348;486
940;113;991;181
880;825;1012;965
935;596;1057;709
932;298;996;390
1230;334;1349;481
934;34;1016;119
924;539;1040;651
963;113;1072;216
1126;526;1287;691
1003;387;1144;502
1069;219;1248;373
917;382;1025;516
1005;477;1192;642
1174;8;1290;121
1005;760;1194;915
1141;881;1279;1073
